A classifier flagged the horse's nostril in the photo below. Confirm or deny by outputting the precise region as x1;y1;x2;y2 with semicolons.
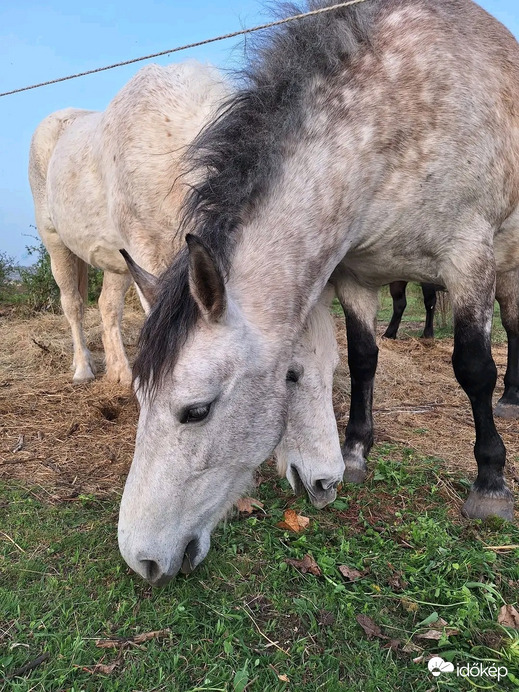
141;559;161;583
181;538;200;575
314;478;339;493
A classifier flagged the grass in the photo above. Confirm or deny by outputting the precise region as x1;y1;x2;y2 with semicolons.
1;446;519;691
333;284;507;343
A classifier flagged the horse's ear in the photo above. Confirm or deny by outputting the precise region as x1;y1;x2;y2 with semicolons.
119;249;159;309
185;234;226;322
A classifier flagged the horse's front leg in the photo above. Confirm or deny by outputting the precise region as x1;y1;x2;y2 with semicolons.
383;281;407;339
334;276;379;483
495;269;519;419
448;265;514;520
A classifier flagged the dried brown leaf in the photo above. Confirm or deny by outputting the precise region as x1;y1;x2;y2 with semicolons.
498;604;519;629
416;618;459;640
277;509;310;533
285;554;321;576
235;497;264;514
382;639;401;652
356;614;388;639
402;641;423;654
317;609;335;627
338;565;364;581
96;629;170;649
81;661;119;675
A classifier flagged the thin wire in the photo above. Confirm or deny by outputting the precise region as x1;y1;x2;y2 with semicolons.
0;0;369;98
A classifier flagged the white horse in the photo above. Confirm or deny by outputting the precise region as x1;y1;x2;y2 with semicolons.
28;60;345;509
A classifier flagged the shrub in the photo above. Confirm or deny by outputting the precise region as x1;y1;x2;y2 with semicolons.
0;251;15;302
19;241;104;312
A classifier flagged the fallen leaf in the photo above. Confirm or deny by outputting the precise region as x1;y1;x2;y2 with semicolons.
416;629;444;641
277;509;310;533
285;554;321;576
278;674;290;682
387;571;407;592
81;661;119;675
356;614;388;640
416;618;459;640
317;609;335;627
235;497;264;514
96;629;170;649
498;604;519;629
402;641;423;654
338;565;364;581
382;639;401;652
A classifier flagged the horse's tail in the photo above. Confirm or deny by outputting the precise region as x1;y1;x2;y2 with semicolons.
77;257;89;306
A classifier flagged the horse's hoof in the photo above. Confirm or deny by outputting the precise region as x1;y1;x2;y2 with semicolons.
461;487;514;521
494;400;519;419
104;369;132;387
72;372;95;385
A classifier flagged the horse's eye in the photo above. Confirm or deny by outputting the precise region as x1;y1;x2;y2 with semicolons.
286;369;300;384
180;403;211;424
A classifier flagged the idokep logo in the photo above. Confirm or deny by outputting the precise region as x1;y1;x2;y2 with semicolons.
428;657;454;677
427;656;508;683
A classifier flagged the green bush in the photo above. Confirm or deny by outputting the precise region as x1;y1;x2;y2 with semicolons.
19;241;104;312
0;251;15;302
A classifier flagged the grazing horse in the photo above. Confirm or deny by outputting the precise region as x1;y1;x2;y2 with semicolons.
119;0;519;584
383;282;439;339
28;60;345;509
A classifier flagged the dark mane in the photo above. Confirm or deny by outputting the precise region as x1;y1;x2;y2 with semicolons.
134;0;383;393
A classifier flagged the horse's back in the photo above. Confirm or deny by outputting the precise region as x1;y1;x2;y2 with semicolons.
99;61;231;272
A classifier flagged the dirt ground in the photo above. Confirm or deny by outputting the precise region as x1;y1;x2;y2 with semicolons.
0;305;517;500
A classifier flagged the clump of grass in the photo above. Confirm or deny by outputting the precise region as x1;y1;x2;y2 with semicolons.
1;447;518;691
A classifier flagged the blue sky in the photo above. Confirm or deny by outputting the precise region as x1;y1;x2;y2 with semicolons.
0;0;517;262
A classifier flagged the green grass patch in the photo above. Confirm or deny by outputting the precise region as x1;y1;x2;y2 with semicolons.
1;447;518;691
332;285;507;343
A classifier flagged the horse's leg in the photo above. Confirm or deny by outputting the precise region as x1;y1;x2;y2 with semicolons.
334;277;379;483
47;242;95;383
383;281;407;339
448;266;514;520
421;283;437;339
98;270;132;387
494;269;519;419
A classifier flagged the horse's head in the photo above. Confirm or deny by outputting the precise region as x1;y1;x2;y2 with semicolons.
118;240;343;585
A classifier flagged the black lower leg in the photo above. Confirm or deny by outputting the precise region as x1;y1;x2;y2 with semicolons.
495;272;519;413
421;283;437;339
343;311;378;482
384;281;407;339
452;313;513;519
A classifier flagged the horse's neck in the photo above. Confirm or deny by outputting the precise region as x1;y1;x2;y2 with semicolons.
229;196;349;338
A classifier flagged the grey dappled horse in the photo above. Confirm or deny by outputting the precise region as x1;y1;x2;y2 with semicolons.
119;0;519;584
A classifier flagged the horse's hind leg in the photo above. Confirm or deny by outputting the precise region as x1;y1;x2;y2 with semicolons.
47;242;95;383
334;275;379;483
98;270;132;387
448;262;514;520
421;283;437;339
383;281;407;339
494;269;519;419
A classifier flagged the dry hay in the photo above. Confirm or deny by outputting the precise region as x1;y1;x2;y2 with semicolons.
0;306;517;500
0;306;143;499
